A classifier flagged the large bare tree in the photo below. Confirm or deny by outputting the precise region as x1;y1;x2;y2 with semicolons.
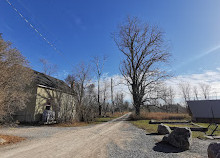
0;34;34;122
114;17;170;115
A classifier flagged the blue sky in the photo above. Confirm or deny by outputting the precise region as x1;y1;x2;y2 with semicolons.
1;0;220;80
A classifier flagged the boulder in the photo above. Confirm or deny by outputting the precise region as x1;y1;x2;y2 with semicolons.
162;127;192;150
208;142;220;158
157;124;171;135
0;138;6;144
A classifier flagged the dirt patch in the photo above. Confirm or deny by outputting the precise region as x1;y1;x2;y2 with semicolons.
0;113;131;158
0;135;25;145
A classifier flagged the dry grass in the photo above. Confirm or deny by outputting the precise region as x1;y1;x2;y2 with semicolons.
130;111;190;121
0;135;25;145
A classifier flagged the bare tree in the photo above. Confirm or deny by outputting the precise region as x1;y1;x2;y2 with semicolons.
0;34;34;122
193;86;199;100
178;82;191;103
166;86;175;105
160;86;169;105
110;78;115;114
199;83;211;100
110;77;123;114
92;56;107;116
39;58;57;76
66;62;97;122
72;63;91;121
101;79;110;116
65;74;75;89
114;17;170;115
213;91;218;100
115;92;124;113
84;83;97;121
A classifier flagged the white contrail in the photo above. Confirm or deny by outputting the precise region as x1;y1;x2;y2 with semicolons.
174;44;220;70
200;44;220;58
5;0;71;65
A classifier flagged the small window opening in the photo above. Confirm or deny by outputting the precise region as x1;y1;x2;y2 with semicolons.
46;106;51;110
46;101;51;110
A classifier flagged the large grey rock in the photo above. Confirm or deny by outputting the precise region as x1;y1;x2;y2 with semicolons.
157;124;171;135
208;142;220;158
162;127;192;150
0;138;6;144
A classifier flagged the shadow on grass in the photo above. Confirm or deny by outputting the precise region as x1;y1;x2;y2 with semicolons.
153;141;185;153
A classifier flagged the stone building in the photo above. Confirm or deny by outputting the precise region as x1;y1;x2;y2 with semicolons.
14;71;76;123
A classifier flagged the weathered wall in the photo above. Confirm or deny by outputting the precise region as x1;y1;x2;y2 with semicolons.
14;86;37;122
35;86;76;122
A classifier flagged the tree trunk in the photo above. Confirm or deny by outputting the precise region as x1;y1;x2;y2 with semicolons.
132;84;141;116
98;78;101;116
99;104;102;116
135;105;140;116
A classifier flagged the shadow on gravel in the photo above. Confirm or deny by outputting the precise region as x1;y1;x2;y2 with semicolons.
145;133;160;136
153;142;185;153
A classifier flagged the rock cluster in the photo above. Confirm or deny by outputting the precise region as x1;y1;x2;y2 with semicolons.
162;127;192;150
157;124;171;135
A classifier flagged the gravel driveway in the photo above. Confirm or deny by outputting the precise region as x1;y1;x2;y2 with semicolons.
0;113;211;158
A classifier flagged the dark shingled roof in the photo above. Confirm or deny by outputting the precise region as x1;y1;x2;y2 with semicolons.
34;71;73;94
187;100;220;119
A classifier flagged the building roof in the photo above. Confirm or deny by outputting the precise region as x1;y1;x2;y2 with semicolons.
34;71;73;94
187;100;220;119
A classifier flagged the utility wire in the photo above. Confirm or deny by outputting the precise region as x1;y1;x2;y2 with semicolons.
5;0;71;65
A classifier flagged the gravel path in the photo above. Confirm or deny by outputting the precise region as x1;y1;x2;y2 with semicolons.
107;122;210;158
0;113;212;158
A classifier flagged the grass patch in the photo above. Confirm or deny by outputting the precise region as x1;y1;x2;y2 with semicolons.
192;131;206;138
128;111;220;139
130;120;157;133
0;135;25;145
130;119;211;138
164;124;197;128
196;123;220;136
